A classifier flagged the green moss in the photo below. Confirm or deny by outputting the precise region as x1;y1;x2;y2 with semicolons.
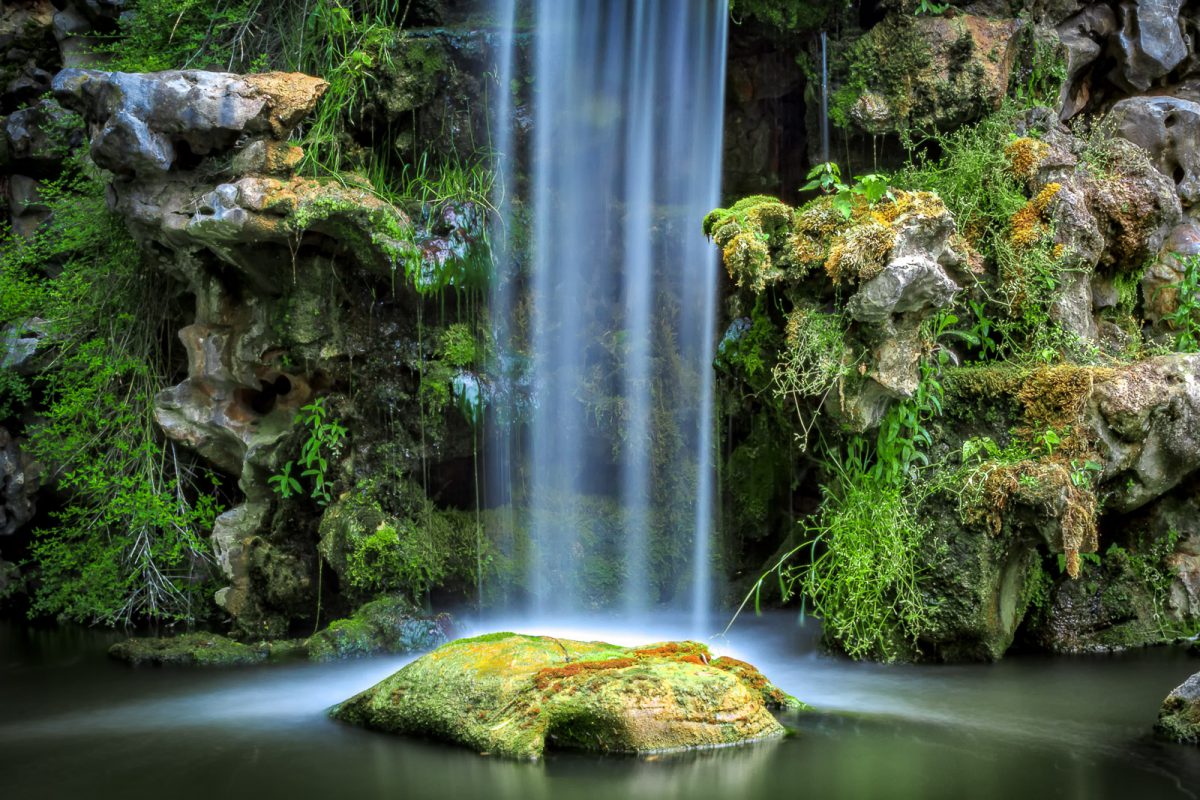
305;595;449;661
109;633;267;666
332;634;795;758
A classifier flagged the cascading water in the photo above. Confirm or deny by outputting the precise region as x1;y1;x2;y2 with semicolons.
490;0;728;625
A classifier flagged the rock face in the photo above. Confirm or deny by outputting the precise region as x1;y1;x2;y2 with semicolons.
332;634;797;759
1157;671;1200;744
1088;354;1200;512
834;13;1022;137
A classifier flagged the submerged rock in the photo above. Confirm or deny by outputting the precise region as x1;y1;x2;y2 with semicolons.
1156;671;1200;744
331;634;799;759
305;595;451;662
109;632;269;666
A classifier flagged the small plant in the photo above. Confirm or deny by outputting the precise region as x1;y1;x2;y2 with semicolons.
803;162;894;219
270;398;347;506
1158;254;1200;352
1069;458;1103;489
914;0;949;15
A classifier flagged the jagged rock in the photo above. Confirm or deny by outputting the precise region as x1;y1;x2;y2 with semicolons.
1109;96;1200;214
306;596;451;661
0;427;39;537
847;256;959;325
1057;4;1118;118
1109;0;1189;92
332;634;798;758
1088;354;1200;512
52;69;329;176
0;2;57;110
1156;671;1200;744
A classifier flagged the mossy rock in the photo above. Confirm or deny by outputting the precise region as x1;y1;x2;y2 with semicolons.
331;634;801;759
109;633;268;666
305;595;451;661
1156;672;1200;744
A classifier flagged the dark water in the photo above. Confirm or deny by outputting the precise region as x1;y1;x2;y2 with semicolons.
2;615;1199;800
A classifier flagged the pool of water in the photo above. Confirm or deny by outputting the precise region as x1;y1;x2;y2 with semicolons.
1;615;1198;799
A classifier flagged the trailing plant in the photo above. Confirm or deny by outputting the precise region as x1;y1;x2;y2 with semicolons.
270;398;347;506
1;160;224;625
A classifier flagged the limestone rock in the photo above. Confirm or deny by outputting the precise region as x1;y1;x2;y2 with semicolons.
1156;671;1200;744
332;634;797;759
1145;221;1200;325
3;99;81;174
1056;4;1118;118
52;69;327;176
1088;354;1200;512
1109;96;1200;214
1109;0;1189;92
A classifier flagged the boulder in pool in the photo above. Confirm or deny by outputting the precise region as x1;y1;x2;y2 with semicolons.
331;633;801;759
1156;671;1200;744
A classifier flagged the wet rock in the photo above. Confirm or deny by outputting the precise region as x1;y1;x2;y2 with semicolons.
1156;671;1200;744
332;634;797;758
306;596;451;662
1109;0;1189;92
1109;96;1200;213
1056;4;1118;118
52;69;328;176
109;632;268;666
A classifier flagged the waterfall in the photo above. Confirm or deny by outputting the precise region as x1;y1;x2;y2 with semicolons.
491;0;728;624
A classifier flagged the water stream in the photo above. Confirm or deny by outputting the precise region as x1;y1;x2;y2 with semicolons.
2;619;1198;799
491;0;727;620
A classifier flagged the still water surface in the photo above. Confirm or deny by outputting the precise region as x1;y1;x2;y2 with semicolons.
1;615;1198;799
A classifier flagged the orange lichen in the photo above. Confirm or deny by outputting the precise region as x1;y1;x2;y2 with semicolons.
1009;182;1061;249
1004;137;1049;183
532;658;636;690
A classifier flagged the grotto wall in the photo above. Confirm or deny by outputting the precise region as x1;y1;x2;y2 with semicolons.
714;0;1200;661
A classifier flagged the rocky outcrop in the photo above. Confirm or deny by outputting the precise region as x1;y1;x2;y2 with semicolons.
1088;354;1200;512
1109;96;1200;215
50;67;427;634
1156;671;1200;744
834;13;1023;137
332;634;799;759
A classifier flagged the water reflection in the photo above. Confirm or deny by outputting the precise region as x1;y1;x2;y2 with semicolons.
1;619;1198;800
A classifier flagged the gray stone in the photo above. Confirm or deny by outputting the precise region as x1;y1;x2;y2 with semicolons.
1089;354;1200;512
1056;4;1118;118
1109;96;1200;213
52;69;328;176
1109;0;1189;92
847;256;958;325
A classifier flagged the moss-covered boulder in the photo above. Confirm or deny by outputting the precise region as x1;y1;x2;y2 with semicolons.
109;632;269;666
1156;672;1200;744
305;595;451;661
331;634;799;759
